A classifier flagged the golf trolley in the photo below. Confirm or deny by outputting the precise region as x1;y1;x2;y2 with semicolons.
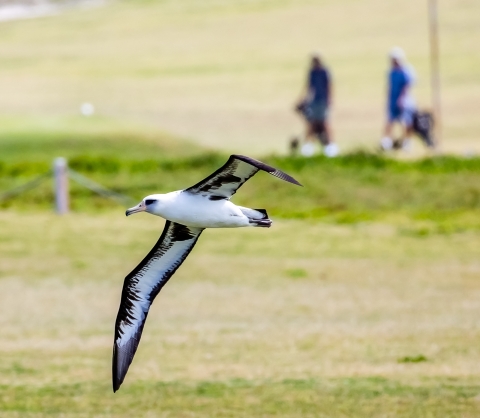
390;110;436;150
290;100;337;156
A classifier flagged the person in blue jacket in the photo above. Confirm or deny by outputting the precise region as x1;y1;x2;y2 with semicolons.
381;47;416;151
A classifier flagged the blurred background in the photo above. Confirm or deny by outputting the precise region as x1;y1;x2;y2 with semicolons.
0;1;479;417
0;0;478;154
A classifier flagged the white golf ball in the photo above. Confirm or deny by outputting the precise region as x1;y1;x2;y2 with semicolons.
80;102;95;116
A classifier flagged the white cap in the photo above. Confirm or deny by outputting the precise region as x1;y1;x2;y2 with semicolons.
311;51;321;59
389;46;406;63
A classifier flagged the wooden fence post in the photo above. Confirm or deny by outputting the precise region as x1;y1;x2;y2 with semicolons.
53;157;69;214
429;0;442;147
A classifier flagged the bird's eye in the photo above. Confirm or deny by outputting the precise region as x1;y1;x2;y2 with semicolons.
145;199;156;206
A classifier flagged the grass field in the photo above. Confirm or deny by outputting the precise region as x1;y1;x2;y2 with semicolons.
1;146;480;416
0;212;480;416
1;1;480;416
0;130;480;416
0;0;479;154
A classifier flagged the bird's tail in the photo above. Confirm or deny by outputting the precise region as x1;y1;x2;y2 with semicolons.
238;207;272;228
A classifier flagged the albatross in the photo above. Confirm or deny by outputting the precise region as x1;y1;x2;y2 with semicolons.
112;154;301;392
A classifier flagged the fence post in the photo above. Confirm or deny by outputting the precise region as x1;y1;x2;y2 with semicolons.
429;0;442;148
53;157;69;214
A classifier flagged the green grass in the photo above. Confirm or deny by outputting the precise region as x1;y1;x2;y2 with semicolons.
0;115;201;162
0;213;479;416
1;142;479;231
2;378;480;417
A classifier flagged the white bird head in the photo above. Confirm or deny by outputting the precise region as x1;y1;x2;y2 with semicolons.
126;194;166;217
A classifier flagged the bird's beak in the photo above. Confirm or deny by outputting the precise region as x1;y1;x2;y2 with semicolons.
126;202;146;217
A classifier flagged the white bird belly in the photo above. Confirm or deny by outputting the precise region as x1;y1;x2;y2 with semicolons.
159;192;249;228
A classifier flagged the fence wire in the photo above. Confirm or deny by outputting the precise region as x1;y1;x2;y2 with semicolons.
0;167;135;208
0;171;51;202
68;169;135;207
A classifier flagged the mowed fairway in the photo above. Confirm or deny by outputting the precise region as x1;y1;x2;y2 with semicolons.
1;0;480;415
0;211;479;416
0;0;479;154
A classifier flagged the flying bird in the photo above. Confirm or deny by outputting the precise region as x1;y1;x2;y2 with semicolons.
112;155;301;392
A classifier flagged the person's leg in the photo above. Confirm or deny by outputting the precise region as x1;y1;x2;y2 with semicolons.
301;121;316;156
384;120;393;137
302;101;323;156
381;120;394;150
305;121;313;140
322;118;339;157
323;119;332;144
381;104;399;151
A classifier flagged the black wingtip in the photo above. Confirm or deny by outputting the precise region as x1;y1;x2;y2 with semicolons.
112;347;120;392
272;170;303;187
282;177;303;187
231;155;303;187
112;342;128;393
112;377;120;392
290;177;303;187
112;373;124;393
113;380;121;393
112;332;144;394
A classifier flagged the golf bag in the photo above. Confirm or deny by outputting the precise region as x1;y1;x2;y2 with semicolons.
392;110;435;150
412;110;435;148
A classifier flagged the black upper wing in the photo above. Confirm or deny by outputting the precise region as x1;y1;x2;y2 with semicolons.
184;155;302;200
112;221;203;392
